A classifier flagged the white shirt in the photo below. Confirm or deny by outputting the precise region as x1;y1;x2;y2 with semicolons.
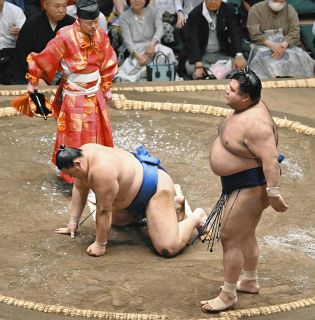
0;1;26;49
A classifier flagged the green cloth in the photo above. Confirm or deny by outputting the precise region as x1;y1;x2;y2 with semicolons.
300;24;315;59
287;0;315;15
228;0;241;7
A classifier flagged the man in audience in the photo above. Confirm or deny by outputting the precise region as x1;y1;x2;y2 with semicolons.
0;0;26;84
14;0;75;84
179;0;246;80
24;0;41;18
6;0;24;10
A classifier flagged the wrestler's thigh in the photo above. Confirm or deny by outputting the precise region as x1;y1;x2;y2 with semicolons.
111;208;139;226
145;170;178;245
221;186;269;240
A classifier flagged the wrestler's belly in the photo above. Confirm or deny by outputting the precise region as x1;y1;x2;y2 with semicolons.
210;138;261;176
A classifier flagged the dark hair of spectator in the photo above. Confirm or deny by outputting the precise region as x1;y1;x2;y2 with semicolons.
126;0;150;7
56;145;83;170
230;68;262;105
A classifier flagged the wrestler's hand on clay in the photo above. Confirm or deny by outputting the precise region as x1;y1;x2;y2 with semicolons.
269;195;289;212
55;224;78;239
86;241;106;257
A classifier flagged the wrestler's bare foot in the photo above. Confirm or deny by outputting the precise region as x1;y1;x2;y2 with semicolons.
201;291;237;313
237;279;260;294
174;195;185;221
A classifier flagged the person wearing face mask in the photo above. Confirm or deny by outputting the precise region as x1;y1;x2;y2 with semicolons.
247;0;315;79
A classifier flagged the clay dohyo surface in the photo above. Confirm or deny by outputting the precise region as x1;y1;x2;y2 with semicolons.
0;93;314;319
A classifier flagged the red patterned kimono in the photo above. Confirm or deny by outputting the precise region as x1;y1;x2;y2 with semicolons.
27;21;118;183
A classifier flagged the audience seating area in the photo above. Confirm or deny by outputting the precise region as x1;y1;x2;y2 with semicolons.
228;0;315;59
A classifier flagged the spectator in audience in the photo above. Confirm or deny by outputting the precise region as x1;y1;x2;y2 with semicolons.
106;0;127;58
0;0;26;84
175;0;202;18
247;0;315;79
113;0;177;82
98;0;125;17
67;0;108;31
24;0;42;18
14;0;75;84
111;0;126;16
179;0;246;80
6;0;24;10
239;0;263;39
150;0;186;53
26;0;118;184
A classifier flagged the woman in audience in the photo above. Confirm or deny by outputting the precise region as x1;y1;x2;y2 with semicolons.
247;0;314;79
114;0;177;82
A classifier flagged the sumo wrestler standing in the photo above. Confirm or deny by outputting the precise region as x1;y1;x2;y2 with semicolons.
199;68;288;312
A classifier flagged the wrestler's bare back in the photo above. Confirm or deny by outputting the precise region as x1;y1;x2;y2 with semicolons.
210;101;277;176
80;144;144;209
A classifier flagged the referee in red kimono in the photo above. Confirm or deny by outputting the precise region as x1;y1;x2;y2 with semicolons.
26;0;118;183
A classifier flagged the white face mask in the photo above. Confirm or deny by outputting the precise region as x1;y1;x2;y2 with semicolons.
268;0;286;12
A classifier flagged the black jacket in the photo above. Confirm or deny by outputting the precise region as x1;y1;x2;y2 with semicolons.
184;2;243;64
14;11;75;84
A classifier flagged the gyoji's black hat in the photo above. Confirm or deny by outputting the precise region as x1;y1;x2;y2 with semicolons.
76;0;100;20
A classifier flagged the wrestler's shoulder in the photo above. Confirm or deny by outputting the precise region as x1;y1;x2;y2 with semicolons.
246;102;270;118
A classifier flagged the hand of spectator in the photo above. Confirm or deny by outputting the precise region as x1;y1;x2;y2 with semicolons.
194;66;205;80
269;42;286;59
10;23;20;37
280;41;288;50
176;11;186;29
145;39;157;59
234;56;247;70
134;51;149;66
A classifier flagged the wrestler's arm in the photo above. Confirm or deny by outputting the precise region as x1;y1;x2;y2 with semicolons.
86;168;119;257
245;120;289;212
55;179;89;238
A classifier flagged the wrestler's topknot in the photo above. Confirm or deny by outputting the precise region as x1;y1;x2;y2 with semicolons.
56;146;83;170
